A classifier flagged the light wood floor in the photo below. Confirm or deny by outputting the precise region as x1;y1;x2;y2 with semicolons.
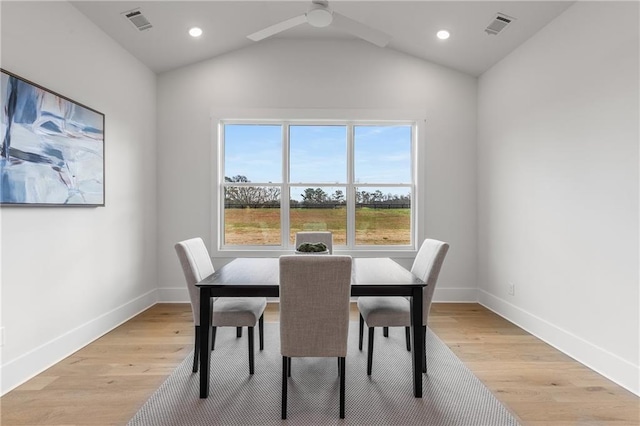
1;303;638;425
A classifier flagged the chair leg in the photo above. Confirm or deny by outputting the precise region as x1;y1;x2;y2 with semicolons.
339;357;346;419
211;326;217;351
236;327;242;338
358;314;364;351
367;327;374;375
259;314;264;350
405;326;411;351
248;326;255;375
282;356;288;420
422;325;427;374
383;326;389;337
193;325;200;373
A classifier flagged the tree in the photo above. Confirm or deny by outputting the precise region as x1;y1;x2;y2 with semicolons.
301;187;329;204
225;175;250;183
358;190;371;204
224;175;280;206
261;186;280;204
332;190;345;203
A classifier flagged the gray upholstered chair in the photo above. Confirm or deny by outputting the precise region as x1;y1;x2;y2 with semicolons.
279;255;352;419
175;237;267;374
357;239;449;375
294;231;334;253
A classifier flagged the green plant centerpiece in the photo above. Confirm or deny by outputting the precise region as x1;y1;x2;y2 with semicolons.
295;242;329;254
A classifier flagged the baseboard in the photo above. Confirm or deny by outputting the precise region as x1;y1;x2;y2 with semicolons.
478;289;640;396
157;287;478;303
0;289;158;396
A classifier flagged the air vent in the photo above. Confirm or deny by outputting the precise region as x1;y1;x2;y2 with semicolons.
122;8;153;31
485;13;515;35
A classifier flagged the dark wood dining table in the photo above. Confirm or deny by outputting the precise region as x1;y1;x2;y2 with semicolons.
196;257;427;398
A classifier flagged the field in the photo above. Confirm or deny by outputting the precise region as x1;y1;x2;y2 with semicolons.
224;207;410;246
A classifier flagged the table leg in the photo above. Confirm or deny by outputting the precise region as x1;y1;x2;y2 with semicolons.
410;287;423;398
199;287;212;398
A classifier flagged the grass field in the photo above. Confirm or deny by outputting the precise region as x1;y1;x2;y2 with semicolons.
224;207;410;246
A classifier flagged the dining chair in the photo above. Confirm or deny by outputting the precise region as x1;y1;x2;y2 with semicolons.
279;254;352;419
357;239;449;375
294;231;334;254
174;237;267;374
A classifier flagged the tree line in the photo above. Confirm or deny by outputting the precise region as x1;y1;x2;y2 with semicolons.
225;175;410;207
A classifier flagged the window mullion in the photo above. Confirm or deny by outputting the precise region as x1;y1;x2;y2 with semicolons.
346;122;355;250
282;122;290;249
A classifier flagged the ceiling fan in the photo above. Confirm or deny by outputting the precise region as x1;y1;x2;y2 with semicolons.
247;0;391;48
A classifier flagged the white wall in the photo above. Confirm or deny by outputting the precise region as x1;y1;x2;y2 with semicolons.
0;2;157;394
478;1;639;394
156;39;478;303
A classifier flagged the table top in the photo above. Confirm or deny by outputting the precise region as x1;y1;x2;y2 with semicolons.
197;257;425;297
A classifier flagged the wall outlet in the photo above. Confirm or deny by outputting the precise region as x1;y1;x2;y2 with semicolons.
508;282;515;296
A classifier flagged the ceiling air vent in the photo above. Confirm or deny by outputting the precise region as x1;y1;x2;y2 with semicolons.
485;13;515;35
122;8;153;31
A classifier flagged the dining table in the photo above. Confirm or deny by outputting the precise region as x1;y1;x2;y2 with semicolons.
196;257;427;399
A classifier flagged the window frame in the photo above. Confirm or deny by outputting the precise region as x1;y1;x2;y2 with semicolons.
212;109;426;258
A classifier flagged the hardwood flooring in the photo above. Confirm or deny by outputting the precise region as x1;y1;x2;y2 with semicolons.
427;304;639;426
1;303;638;425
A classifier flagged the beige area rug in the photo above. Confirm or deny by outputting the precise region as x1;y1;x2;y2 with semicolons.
129;322;520;425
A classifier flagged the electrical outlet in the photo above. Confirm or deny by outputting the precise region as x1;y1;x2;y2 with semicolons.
508;282;515;296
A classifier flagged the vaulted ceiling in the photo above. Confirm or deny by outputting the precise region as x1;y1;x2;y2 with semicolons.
72;1;574;76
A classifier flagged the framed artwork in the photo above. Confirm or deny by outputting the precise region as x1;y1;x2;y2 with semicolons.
0;69;105;206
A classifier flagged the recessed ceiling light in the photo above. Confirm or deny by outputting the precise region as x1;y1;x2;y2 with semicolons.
189;27;203;38
436;30;450;40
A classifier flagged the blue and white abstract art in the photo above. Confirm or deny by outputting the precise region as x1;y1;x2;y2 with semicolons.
1;69;105;206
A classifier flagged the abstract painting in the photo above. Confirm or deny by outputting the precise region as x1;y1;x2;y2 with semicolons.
0;69;105;206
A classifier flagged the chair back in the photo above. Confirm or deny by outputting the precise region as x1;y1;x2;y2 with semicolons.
294;231;334;254
411;239;450;325
175;237;215;325
279;255;352;357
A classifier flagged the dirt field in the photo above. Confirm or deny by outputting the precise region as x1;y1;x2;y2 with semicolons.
224;207;411;245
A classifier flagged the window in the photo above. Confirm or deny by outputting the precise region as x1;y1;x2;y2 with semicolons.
218;118;417;252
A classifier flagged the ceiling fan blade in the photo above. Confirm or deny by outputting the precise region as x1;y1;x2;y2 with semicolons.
331;12;391;48
247;15;308;42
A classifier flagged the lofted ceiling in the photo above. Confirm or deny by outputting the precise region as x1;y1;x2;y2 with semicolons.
72;1;574;76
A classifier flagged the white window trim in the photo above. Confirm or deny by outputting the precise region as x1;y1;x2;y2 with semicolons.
211;108;427;259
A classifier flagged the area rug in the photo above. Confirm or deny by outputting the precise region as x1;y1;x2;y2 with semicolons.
128;323;520;425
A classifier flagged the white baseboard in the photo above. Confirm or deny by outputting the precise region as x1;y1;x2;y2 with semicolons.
0;289;158;396
157;287;478;304
478;289;640;396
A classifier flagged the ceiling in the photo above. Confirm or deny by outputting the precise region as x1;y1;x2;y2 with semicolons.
72;1;574;76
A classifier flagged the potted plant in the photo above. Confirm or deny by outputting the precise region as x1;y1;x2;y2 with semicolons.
295;242;329;254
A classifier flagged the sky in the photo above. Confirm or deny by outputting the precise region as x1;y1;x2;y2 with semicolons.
223;124;412;187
